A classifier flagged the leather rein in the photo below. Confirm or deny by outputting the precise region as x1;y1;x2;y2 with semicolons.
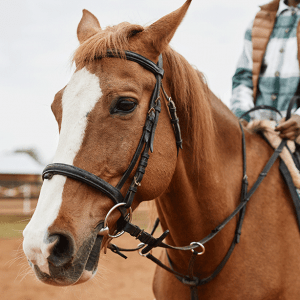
41;50;298;300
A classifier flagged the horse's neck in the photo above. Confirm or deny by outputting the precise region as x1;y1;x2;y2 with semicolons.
156;89;246;274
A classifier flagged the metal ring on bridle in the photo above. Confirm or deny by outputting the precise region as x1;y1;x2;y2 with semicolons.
190;242;205;255
137;243;147;257
103;202;133;238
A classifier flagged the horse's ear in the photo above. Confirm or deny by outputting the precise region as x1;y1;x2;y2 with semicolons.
143;0;192;55
77;9;101;44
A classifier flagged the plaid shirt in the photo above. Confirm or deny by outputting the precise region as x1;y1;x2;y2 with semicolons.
230;1;300;122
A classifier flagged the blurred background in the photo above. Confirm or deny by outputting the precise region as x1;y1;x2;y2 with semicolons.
0;0;266;299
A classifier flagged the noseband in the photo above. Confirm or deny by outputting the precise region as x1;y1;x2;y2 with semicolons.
42;49;182;221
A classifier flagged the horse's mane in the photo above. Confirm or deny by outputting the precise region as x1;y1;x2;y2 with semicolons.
162;49;215;170
73;23;215;171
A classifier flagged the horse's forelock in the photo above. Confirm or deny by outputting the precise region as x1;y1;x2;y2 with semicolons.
73;23;144;68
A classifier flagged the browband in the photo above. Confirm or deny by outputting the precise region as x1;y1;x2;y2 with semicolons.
105;50;165;78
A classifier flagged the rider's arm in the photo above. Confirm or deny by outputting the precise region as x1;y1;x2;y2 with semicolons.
230;22;254;122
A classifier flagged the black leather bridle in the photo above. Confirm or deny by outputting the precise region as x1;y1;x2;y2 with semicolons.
42;49;182;226
41;50;300;300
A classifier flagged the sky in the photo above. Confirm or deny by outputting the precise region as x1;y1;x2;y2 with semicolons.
0;0;267;165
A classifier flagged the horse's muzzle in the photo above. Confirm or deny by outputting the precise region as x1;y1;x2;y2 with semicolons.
25;228;103;286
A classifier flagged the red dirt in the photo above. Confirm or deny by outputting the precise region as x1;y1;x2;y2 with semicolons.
0;236;160;300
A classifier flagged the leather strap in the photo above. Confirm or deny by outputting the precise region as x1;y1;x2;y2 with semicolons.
121;55;164;209
42;163;124;205
279;160;300;229
116;132;146;190
165;236;237;287
239;105;282;120
161;84;183;153
105;50;165;77
286;95;299;120
235;124;248;243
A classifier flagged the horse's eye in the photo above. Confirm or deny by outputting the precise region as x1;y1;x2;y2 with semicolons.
113;99;137;113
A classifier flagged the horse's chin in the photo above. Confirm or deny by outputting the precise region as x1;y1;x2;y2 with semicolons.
33;234;103;286
74;234;103;284
75;269;97;284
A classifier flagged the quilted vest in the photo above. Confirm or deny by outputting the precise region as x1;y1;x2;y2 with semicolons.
252;0;300;103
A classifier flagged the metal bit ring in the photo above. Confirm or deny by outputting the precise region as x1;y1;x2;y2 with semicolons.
99;202;132;239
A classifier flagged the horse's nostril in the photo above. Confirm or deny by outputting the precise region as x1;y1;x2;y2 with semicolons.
52;234;69;257
47;233;74;268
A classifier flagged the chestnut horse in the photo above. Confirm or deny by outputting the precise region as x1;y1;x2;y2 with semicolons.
23;1;300;299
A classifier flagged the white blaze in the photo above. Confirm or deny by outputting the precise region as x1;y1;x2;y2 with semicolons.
23;67;102;273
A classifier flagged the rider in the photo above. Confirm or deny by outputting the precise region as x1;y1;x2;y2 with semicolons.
230;0;300;142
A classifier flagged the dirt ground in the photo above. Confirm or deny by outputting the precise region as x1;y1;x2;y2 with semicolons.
0;235;160;300
0;202;160;300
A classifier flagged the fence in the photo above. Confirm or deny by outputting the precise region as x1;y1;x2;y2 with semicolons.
0;174;42;215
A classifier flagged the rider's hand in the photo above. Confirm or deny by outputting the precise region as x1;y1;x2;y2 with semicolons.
275;114;300;140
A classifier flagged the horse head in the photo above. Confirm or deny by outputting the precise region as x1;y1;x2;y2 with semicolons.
23;0;192;286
